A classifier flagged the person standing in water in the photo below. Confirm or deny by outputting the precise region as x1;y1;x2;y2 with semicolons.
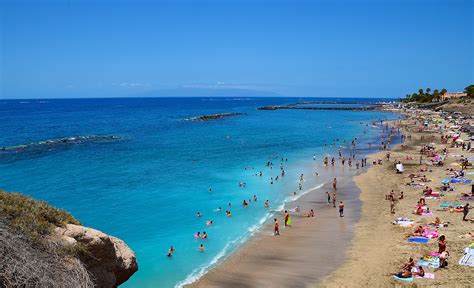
339;201;345;217
333;192;337;208
333;178;337;190
326;192;331;204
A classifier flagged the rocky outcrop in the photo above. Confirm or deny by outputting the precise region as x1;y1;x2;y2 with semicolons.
55;224;138;287
187;112;245;121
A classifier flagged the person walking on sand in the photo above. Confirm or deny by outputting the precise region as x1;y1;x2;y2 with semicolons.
284;210;291;227
274;218;280;235
339;201;344;217
333;178;337;190
390;198;395;214
463;203;470;221
333;192;337;208
326;191;331;204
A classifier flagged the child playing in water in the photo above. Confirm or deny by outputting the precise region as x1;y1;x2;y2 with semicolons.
199;244;204;252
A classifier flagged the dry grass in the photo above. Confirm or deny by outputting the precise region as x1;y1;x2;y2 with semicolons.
0;190;94;287
0;190;80;246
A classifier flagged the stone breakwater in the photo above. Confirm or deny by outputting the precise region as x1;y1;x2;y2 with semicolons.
0;135;122;155
186;113;245;121
257;101;386;111
257;105;378;111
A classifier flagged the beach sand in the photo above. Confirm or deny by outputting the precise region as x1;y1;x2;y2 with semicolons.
322;114;474;287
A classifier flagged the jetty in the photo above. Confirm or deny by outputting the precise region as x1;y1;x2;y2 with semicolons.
257;101;384;111
188;113;245;121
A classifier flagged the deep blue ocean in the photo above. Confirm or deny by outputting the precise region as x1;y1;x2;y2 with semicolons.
0;97;398;287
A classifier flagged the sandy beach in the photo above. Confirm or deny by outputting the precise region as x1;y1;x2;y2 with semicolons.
322;112;474;287
190;108;474;287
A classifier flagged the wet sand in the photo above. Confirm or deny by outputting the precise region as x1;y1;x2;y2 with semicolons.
190;171;363;287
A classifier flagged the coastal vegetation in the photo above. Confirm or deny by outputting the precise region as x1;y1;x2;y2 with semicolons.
402;87;447;103
402;84;474;103
0;190;93;287
0;190;80;245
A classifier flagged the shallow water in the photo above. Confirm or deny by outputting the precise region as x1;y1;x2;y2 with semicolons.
0;97;398;287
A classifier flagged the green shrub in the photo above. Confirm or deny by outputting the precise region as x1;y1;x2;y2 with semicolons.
0;190;80;245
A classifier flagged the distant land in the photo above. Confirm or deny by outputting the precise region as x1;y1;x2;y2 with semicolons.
134;87;281;97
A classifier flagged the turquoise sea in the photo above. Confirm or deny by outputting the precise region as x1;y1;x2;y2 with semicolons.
0;97;398;287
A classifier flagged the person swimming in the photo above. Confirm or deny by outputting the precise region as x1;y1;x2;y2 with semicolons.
226;210;232;217
253;194;257;201
199;244;204;252
202;231;208;239
243;200;248;208
206;220;213;226
167;245;175;257
264;200;269;208
196;212;201;217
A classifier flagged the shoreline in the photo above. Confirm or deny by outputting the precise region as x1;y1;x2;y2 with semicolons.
185;116;402;287
189;174;363;287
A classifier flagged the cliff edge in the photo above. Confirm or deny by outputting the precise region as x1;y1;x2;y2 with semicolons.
0;190;138;287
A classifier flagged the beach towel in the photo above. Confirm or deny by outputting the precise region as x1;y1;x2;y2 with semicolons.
415;273;435;279
450;179;462;183
424;196;440;199
393;275;413;282
458;253;474;267
417;258;440;268
392;218;414;227
421;212;433;216
463;179;473;184
460;197;474;201
407;237;429;243
440;203;461;207
466;172;474;175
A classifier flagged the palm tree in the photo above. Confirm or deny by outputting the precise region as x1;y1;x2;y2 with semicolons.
433;89;440;102
426;88;431;94
418;88;424;95
440;88;447;95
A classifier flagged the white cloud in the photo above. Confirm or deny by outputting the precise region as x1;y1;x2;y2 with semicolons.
115;82;151;88
182;82;271;91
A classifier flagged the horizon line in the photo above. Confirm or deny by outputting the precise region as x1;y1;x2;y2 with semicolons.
0;95;401;100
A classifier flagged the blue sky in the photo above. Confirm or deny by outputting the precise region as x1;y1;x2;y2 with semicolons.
1;0;472;99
